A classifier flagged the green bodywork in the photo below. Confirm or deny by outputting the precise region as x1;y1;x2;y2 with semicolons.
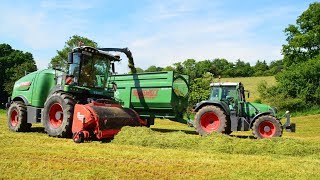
11;69;57;107
111;71;189;120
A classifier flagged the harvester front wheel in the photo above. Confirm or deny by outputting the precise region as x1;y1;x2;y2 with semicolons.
194;105;228;135
7;101;31;132
42;92;76;138
252;115;282;139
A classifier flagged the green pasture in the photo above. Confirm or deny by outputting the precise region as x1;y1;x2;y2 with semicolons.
0;109;319;179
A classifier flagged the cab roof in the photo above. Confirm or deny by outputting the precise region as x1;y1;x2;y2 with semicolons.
210;82;239;87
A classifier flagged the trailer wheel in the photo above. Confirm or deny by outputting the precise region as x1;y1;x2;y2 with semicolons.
42;92;76;138
7;101;31;132
194;105;228;135
252;115;282;139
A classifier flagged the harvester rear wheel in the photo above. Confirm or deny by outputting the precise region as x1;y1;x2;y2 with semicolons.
194;105;228;135
7;101;31;132
252;115;282;139
42;92;76;138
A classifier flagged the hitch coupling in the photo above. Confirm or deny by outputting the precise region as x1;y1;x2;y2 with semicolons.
283;111;296;132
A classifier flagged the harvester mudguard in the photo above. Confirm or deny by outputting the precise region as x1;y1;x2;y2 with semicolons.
72;102;145;143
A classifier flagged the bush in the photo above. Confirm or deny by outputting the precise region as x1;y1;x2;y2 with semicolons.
258;55;320;112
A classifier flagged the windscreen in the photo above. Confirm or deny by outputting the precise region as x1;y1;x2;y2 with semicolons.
68;52;109;88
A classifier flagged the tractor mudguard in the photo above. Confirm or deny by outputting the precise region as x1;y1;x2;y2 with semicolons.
12;95;29;105
194;100;230;115
249;112;273;128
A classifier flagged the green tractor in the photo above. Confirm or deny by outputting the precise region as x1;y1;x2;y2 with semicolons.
6;46;144;141
193;82;293;138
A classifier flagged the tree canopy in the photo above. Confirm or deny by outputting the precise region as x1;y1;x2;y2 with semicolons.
282;2;320;67
50;35;98;69
259;2;320;112
0;44;37;106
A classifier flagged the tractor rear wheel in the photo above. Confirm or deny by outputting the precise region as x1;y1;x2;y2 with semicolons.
252;115;282;139
194;105;228;135
7;101;31;132
42;92;76;138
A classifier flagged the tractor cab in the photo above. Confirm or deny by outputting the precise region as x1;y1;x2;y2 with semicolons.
64;46;120;96
209;82;248;110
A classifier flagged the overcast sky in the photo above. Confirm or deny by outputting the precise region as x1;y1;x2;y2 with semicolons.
0;0;315;73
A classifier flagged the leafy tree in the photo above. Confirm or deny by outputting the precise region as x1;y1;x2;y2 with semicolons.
189;72;214;106
233;59;254;77
0;44;37;106
162;65;175;72
50;35;98;70
254;60;269;76
266;60;284;75
173;62;184;74
145;65;163;72
211;58;234;77
135;67;144;73
182;59;197;80
195;60;214;78
259;3;320;112
282;2;320;67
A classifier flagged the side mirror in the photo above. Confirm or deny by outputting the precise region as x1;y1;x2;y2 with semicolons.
247;91;250;98
68;52;73;64
111;62;115;73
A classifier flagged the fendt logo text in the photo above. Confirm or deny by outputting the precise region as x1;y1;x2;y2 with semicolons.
133;89;159;99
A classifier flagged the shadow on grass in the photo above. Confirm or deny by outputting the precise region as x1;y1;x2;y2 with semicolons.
151;127;256;139
30;127;45;133
150;127;199;135
230;134;255;139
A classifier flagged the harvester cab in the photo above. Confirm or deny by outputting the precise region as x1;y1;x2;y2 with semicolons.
7;45;145;143
193;82;295;138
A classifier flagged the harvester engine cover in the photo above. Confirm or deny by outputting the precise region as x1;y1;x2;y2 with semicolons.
72;102;145;143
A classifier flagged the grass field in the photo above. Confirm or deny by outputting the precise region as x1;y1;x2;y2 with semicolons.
0;110;319;179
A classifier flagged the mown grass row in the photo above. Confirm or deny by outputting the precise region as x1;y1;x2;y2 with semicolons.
0;112;320;179
113;126;320;157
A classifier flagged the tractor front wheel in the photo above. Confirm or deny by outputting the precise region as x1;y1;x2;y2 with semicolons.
252;115;282;139
194;105;228;135
42;92;76;138
7;101;31;132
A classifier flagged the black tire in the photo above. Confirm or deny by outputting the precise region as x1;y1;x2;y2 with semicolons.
252;115;282;139
42;92;76;138
7;101;31;132
72;132;84;143
224;117;233;135
194;105;228;135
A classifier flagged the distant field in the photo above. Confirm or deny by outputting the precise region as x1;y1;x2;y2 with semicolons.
218;76;276;102
0;110;319;179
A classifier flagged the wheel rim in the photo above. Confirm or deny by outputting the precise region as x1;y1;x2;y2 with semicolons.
49;103;63;128
200;112;220;133
258;120;276;138
10;109;18;127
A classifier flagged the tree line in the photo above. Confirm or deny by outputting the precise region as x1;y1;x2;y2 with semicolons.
136;58;283;80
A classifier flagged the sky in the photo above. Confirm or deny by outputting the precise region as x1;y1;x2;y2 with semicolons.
0;0;316;73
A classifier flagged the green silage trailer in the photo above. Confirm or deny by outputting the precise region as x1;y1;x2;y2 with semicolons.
111;71;190;126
